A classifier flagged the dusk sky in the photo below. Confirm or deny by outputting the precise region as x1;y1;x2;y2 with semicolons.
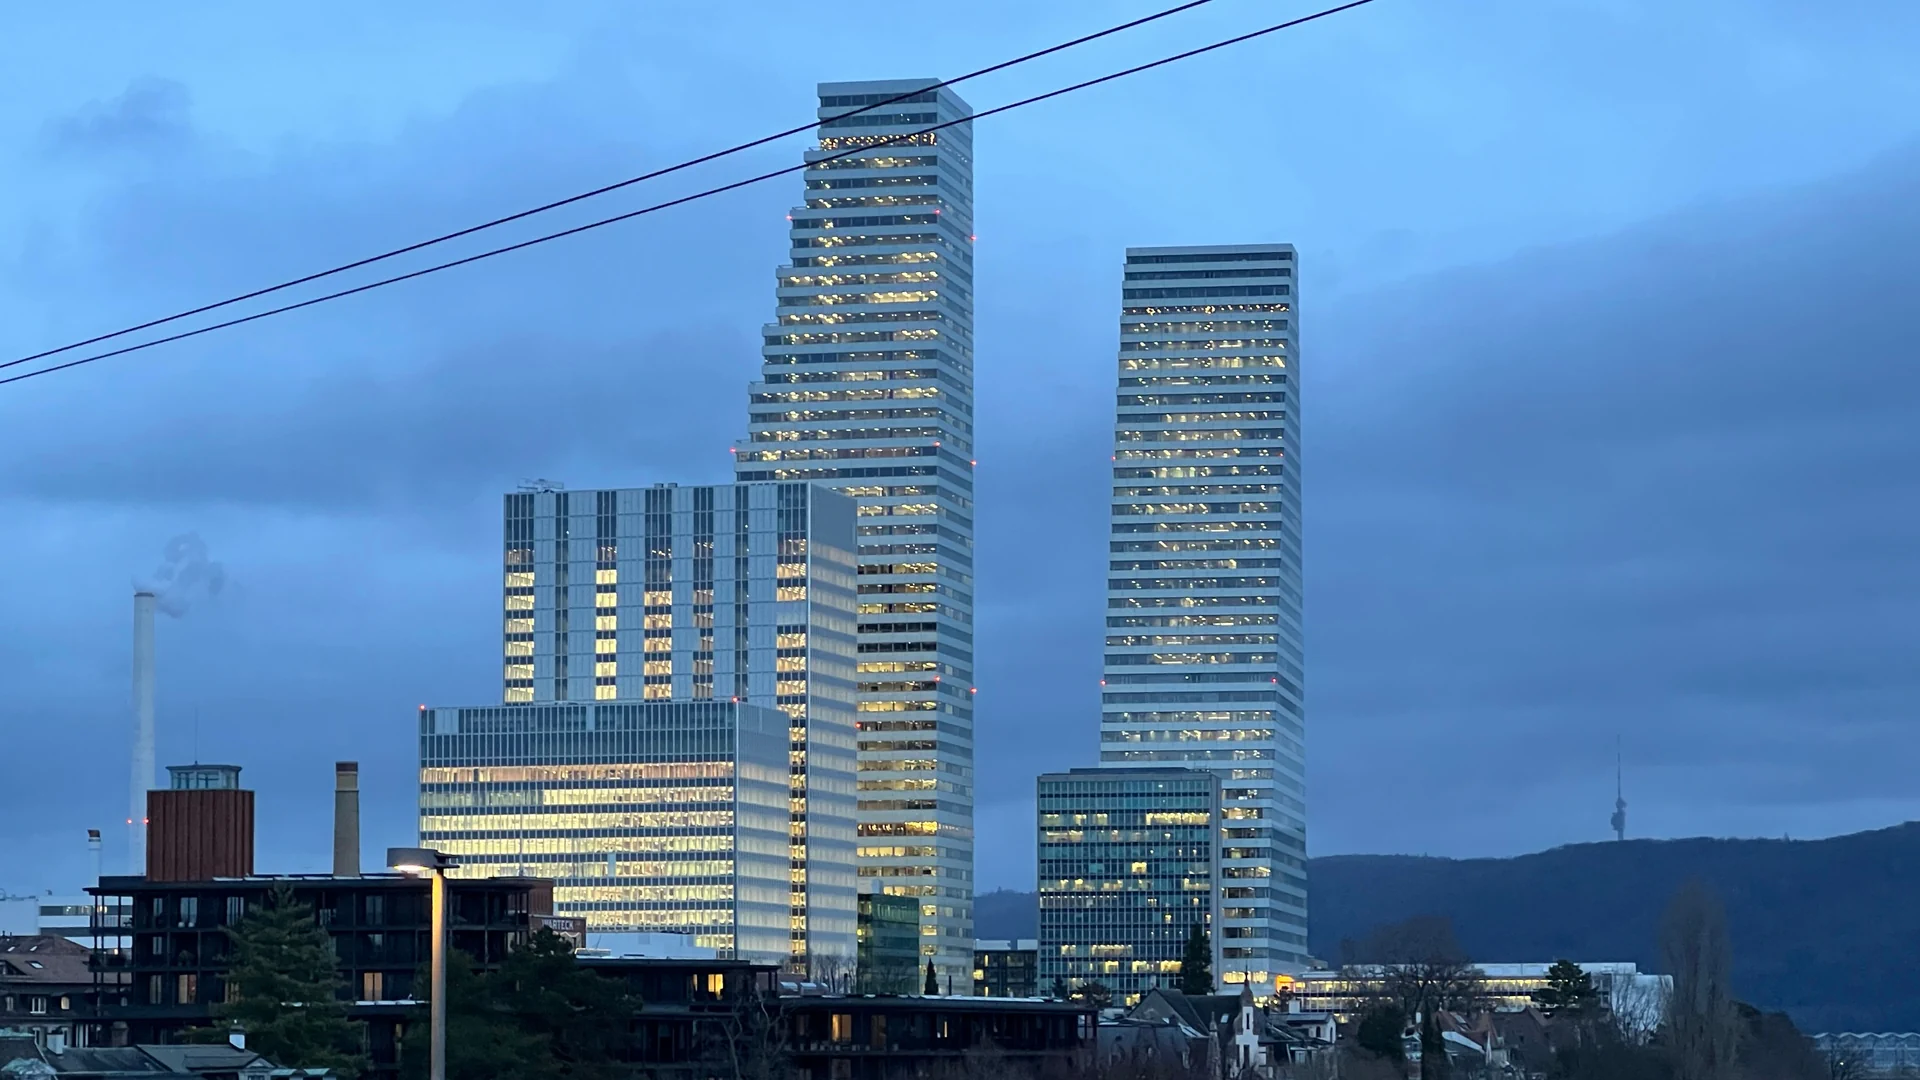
4;0;1919;911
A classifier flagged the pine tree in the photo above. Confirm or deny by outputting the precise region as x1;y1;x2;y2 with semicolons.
1531;958;1602;1019
923;959;939;996
216;885;366;1077
400;928;643;1080
1048;976;1070;1001
400;949;550;1080
490;927;638;1079
1178;924;1213;994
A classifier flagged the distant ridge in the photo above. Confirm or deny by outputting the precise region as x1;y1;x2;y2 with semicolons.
977;822;1920;1031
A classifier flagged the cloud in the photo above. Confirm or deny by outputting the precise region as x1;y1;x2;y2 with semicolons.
1300;143;1920;850
0;328;752;515
42;77;194;158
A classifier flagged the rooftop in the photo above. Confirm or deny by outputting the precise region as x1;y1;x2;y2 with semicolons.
93;874;547;890
0;935;93;985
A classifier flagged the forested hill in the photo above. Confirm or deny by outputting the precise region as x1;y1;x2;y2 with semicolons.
976;822;1920;1031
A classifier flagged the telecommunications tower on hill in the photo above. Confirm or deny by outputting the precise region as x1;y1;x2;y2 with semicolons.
1611;738;1627;842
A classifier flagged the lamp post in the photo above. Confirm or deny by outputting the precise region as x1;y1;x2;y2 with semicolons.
388;846;458;1080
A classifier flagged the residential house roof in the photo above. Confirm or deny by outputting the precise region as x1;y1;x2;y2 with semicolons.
0;938;93;987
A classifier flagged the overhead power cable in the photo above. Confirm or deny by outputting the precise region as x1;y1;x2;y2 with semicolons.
1;0;1378;389
1;0;1217;374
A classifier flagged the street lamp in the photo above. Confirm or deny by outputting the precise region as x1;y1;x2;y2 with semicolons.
388;847;458;1080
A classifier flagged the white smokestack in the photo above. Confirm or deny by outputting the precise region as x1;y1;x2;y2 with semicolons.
88;829;103;885
131;591;156;875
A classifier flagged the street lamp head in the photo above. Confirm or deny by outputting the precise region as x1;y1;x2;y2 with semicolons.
387;846;457;875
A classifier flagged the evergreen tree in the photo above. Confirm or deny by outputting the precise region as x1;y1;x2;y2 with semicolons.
1070;981;1113;1009
1354;1003;1408;1063
400;949;549;1080
1531;958;1603;1019
1178;924;1214;994
1047;976;1070;1001
215;885;367;1077
400;928;642;1080
924;959;939;996
489;927;639;1078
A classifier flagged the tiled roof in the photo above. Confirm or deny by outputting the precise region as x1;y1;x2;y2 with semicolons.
0;936;93;986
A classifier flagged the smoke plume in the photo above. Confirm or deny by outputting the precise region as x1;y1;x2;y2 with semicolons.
143;533;226;617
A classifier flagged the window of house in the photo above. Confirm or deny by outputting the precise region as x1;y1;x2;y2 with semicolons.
831;1013;853;1043
147;976;164;1005
58;997;70;1012
226;897;245;925
28;997;47;1015
177;975;197;1004
870;1014;887;1049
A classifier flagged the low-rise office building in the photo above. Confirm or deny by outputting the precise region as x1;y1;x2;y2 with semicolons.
1037;768;1222;1005
419;699;795;965
36;899;129;956
1288;962;1670;1020
1814;1032;1920;1076
973;939;1038;998
856;889;920;996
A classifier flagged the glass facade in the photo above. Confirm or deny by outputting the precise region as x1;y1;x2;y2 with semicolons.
1098;244;1308;986
1290;963;1670;1022
418;700;791;963
855;889;922;995
487;481;859;968
734;78;977;985
1036;768;1221;1005
973;940;1039;998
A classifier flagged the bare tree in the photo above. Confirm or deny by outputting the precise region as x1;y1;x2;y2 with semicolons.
1824;1046;1868;1080
697;979;790;1080
1346;916;1483;1080
1660;879;1741;1080
802;950;855;995
1609;975;1669;1046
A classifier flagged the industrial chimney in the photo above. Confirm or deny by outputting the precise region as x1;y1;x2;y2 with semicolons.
130;591;156;874
87;829;102;887
334;762;361;876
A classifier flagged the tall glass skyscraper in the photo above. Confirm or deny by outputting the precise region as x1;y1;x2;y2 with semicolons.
490;481;859;969
1098;245;1307;988
734;78;977;983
